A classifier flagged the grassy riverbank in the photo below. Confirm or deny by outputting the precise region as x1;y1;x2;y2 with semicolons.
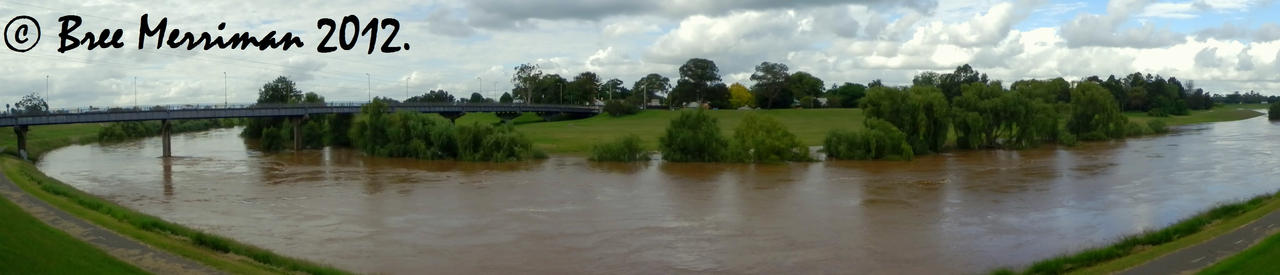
992;190;1280;274
1199;231;1280;274
462;109;868;154
461;105;1262;155
0;195;146;274
1125;105;1264;126
0;157;349;274
0;124;103;160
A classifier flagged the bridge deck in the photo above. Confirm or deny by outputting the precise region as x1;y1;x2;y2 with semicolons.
0;103;599;127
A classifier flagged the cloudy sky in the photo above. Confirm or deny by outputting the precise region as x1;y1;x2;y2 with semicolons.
2;0;1280;108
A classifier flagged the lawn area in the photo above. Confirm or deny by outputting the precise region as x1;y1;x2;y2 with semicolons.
0;124;103;160
1198;231;1280;275
0;195;145;274
487;108;867;155
1125;105;1265;126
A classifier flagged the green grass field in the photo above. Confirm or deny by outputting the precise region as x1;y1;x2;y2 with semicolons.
1198;231;1280;275
1125;106;1264;126
0;124;104;160
0;195;145;274
459;108;867;154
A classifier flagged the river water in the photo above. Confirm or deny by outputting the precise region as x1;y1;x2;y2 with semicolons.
37;115;1280;274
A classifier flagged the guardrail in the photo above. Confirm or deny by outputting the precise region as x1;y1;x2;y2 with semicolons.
0;102;600;127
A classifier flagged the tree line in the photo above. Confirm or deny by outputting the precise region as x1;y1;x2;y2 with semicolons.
504;59;1276;115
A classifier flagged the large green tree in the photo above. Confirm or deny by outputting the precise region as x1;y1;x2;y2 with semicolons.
1067;82;1128;140
256;76;303;104
632;73;671;105
750;61;791;109
787;71;825;103
826;82;867;108
671;58;728;108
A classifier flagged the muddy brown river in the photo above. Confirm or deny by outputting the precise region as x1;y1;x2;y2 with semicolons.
37;115;1280;274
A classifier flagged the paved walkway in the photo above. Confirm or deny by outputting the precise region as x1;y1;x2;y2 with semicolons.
0;173;222;275
1120;207;1280;274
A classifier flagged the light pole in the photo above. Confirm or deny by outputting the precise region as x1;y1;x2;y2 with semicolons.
223;72;227;107
404;77;409;99
366;73;371;102
133;77;137;108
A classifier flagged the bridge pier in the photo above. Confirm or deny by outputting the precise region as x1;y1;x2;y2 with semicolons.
495;111;522;123
291;117;303;151
536;111;563;122
439;112;466;124
14;125;28;160
161;119;171;157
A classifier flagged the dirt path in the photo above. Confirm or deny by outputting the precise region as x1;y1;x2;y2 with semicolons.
1120;208;1280;274
0;174;223;275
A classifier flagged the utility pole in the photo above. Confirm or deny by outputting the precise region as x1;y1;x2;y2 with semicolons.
133;77;137;108
223;72;228;107
366;73;371;102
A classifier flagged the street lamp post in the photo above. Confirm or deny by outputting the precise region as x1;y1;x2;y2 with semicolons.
223;72;227;107
366;73;371;102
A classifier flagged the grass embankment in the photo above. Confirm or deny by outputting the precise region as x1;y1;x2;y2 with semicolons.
1;157;350;274
992;191;1280;274
0;195;146;274
1199;231;1280;274
460;109;867;155
0;124;103;160
460;105;1263;156
1125;105;1264;126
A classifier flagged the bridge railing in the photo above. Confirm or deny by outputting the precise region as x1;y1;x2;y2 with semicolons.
0;102;600;118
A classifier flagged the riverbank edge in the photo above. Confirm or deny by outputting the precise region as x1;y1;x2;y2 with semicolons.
989;190;1280;274
0;156;351;275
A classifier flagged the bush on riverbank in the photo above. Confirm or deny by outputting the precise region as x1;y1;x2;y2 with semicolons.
1270;101;1280;120
728;113;809;162
1067;82;1128;141
457;123;542;161
589;134;647;162
659;110;728;162
602;100;639;117
350;101;541;162
823;118;914;161
97;119;240;143
1125;121;1151;137
1147;120;1168;134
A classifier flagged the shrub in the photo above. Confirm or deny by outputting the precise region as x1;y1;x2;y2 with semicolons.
729;113;808;162
456;123;538;162
1124;121;1151;137
1056;130;1079;147
590;134;647;162
1147;120;1168;134
823;118;914;160
602;100;640;117
1067;82;1127;140
1270;101;1280;120
659;110;728;162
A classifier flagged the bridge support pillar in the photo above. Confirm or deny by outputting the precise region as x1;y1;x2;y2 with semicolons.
439;112;466;124
495;111;522;124
291;117;303;151
161;119;171;157
14;125;28;161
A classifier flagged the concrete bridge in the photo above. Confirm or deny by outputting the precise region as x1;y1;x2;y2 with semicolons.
3;103;600;159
